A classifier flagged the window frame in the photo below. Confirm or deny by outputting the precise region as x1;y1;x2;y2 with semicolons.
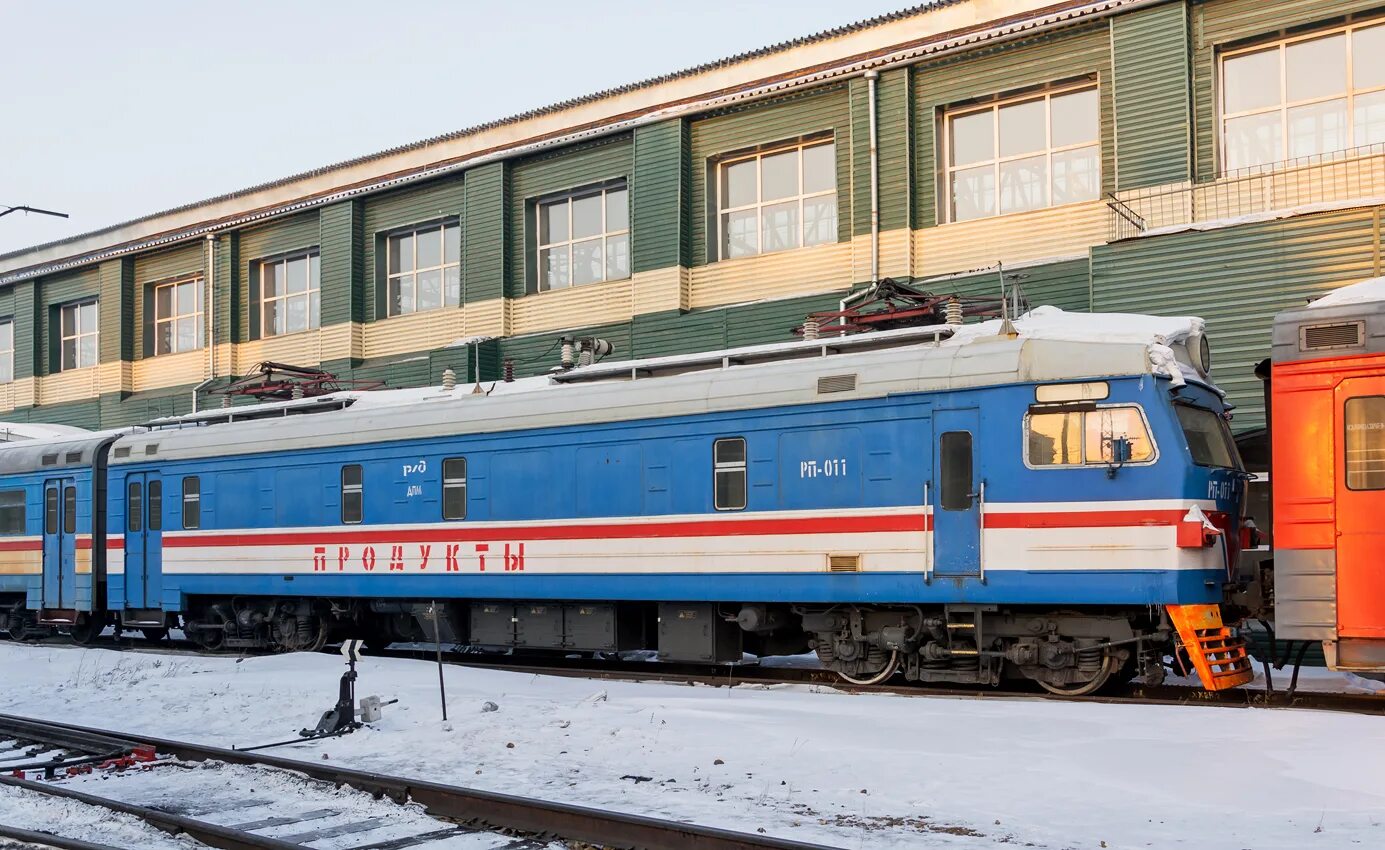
341;464;364;524
182;476;201;529
150;276;205;356
1218;18;1385;173
712;437;748;512
126;481;141;533
533;180;630;293
59;299;99;372
942;81;1102;224
441;457;467;520
1022;403;1160;470
0;317;13;385
147;479;162;531
1344;395;1385;490
385;221;461;317
0;489;25;536
715;138;839;261
258;250;321;338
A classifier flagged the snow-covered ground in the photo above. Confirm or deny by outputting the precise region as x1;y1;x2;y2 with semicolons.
1;643;1383;849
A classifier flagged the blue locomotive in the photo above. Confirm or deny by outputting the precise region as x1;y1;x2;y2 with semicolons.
0;307;1253;694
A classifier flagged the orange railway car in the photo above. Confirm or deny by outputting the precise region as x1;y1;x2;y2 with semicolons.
1270;280;1385;672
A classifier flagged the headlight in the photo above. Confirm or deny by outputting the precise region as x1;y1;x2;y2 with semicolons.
1187;331;1211;375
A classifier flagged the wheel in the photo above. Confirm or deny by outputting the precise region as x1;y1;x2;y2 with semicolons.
140;628;169;642
67;615;103;645
834;649;901;686
1037;653;1118;697
189;612;230;652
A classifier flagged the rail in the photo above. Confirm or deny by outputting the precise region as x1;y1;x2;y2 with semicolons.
1107;144;1385;241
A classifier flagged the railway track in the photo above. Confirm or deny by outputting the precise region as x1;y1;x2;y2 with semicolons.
6;632;1385;717
0;713;839;850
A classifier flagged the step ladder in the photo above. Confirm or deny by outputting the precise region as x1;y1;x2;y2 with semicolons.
1167;604;1255;690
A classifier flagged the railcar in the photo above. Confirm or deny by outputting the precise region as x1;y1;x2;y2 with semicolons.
24;307;1238;695
0;433;118;641
1267;279;1385;672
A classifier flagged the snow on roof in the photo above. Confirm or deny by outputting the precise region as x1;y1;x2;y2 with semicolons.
0;421;93;442
1308;275;1385;309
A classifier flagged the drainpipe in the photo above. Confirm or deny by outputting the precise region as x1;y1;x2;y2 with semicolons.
865;69;880;286
194;234;219;413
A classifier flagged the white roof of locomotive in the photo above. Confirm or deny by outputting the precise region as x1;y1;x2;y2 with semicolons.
111;307;1210;464
1308;275;1385;309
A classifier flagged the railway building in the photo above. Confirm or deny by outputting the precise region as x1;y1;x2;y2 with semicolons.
0;0;1377;440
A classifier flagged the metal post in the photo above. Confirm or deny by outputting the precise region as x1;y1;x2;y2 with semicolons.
431;600;448;721
977;481;986;585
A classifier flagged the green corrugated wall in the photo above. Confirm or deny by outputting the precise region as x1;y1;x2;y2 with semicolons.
927;258;1093;313
12;281;35;381
1092;207;1381;429
632;120;687;274
688;85;852;266
216;232;240;345
1191;0;1382;181
37;265;102;376
850;67;912;238
463;163;506;306
507;135;633;296
632;290;849;357
1112;1;1192;189
319;200;363;326
913;22;1115;229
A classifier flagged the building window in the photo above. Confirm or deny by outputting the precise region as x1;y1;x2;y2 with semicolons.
945;85;1100;222
713;437;747;511
0;490;25;535
718;139;838;260
1026;406;1155;467
341;464;363;524
387;222;460;316
59;300;98;371
152;277;204;355
182;476;200;529
260;252;320;337
0;319;13;384
1221;20;1385;171
535;182;630;291
442;457;466;520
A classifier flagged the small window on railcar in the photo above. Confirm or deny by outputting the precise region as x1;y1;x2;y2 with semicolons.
442;458;466;520
147;480;162;531
341;464;363;524
940;432;974;511
0;490;24;535
1174;404;1242;470
1344;396;1385;490
45;488;58;535
63;486;76;535
1026;406;1154;467
182;477;200;529
127;483;141;533
713;438;747;511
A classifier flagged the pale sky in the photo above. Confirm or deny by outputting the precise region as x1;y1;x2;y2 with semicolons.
0;0;912;256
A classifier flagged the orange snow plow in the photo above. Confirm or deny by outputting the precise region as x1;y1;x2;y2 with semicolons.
1167;604;1255;690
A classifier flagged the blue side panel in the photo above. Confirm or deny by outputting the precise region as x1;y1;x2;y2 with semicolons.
166;569;1225;607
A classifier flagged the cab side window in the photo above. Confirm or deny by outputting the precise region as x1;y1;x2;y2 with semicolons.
1027;406;1155;467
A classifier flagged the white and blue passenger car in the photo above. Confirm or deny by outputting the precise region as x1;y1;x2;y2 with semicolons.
1;307;1252;693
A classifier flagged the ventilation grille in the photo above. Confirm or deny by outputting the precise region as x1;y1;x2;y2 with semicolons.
828;554;861;573
113;447;131;459
40;454;57;466
145;444;159;456
1300;321;1364;351
64;451;82;464
817;373;857;394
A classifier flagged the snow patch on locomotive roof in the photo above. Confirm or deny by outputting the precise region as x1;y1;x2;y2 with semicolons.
1307;275;1385;308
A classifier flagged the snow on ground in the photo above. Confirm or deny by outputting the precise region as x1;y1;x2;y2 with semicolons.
1;644;1383;850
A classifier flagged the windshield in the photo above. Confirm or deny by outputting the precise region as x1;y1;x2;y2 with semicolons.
1175;404;1243;470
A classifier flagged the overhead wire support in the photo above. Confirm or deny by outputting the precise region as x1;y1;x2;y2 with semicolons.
0;204;69;221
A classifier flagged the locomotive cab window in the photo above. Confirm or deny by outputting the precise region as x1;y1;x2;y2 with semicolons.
0;490;24;535
442;458;466;520
1174;404;1242;470
182;477;201;529
1344;396;1385;490
939;432;974;510
341;464;363;524
713;438;747;511
1027;405;1155;467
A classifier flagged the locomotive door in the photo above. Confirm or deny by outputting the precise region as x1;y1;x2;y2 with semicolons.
1335;381;1385;638
123;473;164;610
41;478;77;609
932;409;982;577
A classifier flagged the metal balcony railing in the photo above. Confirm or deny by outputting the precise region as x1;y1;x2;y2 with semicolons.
1106;143;1385;242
